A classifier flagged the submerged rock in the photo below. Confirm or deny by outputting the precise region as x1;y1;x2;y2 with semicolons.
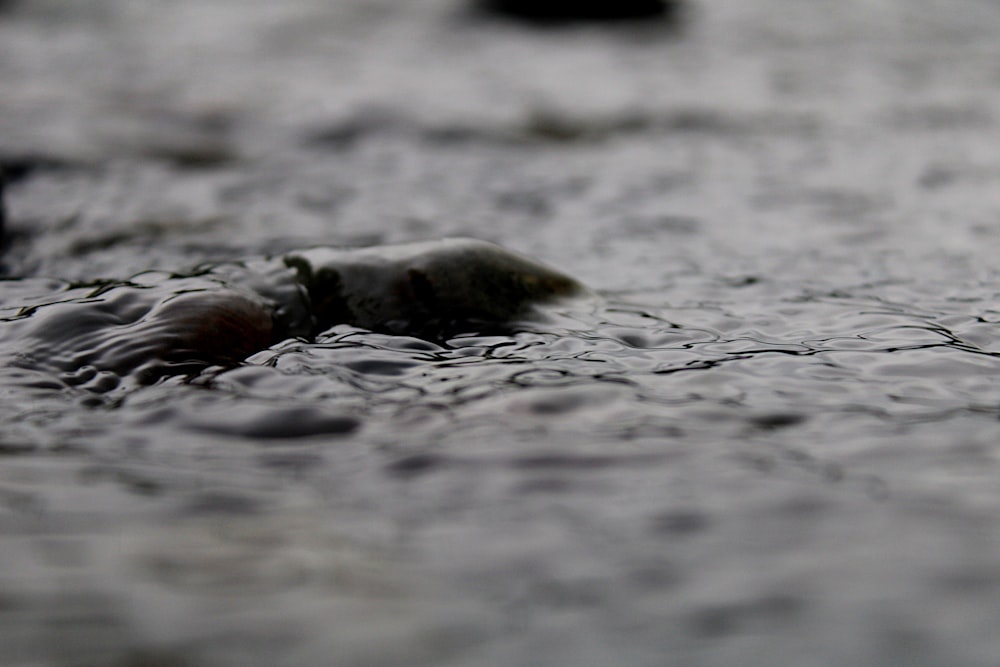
3;279;277;384
2;238;589;384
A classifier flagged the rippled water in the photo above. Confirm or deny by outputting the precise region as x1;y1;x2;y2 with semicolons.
4;0;1000;665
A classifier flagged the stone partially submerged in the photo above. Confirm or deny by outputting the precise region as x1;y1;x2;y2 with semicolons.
284;238;587;338
2;238;589;384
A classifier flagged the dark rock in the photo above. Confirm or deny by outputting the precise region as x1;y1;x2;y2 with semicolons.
385;453;449;478
6;280;277;381
285;238;589;338
3;238;589;385
183;405;360;439
0;169;5;241
748;412;807;430
0;153;79;183
479;0;680;23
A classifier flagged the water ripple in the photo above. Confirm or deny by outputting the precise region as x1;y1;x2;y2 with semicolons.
0;270;998;452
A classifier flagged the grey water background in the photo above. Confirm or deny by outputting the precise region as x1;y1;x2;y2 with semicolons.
4;0;1000;665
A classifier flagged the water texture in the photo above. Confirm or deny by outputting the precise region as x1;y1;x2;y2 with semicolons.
3;0;1000;665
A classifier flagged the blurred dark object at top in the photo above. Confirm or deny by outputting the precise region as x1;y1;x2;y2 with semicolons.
0;170;5;240
480;0;681;23
0;153;81;184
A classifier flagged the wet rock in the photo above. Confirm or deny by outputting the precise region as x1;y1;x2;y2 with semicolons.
2;238;588;384
183;405;360;439
747;412;807;430
284;238;589;338
7;282;276;382
385;452;450;479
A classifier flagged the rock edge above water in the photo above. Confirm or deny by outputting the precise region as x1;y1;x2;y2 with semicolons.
3;238;590;383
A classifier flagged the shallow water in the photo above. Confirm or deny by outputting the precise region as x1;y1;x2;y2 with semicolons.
4;0;1000;665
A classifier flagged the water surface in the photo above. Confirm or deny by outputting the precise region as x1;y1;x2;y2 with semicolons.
3;0;1000;665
